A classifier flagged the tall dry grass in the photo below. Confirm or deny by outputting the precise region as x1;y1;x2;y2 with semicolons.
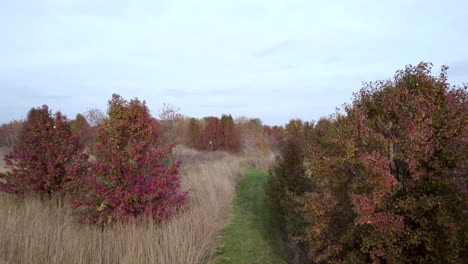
0;146;273;264
0;147;9;174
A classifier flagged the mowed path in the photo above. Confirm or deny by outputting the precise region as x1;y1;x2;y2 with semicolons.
214;169;288;264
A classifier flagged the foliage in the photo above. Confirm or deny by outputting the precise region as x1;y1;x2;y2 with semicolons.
84;108;106;127
201;116;223;151
237;117;271;153
186;117;202;149
159;103;181;127
266;135;309;234
73;94;187;224
265;119;316;261
0;105;88;196
197;114;241;153
69;113;93;147
0;120;23;147
158;103;182;143
264;125;285;152
294;62;468;263
220;114;241;153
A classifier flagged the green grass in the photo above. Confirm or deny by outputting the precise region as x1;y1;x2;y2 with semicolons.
213;168;288;264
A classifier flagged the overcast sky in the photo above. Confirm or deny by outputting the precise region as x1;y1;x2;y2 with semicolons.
1;0;467;125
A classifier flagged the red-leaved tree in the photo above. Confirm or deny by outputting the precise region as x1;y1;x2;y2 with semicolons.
201;116;222;151
73;94;187;224
0;105;88;196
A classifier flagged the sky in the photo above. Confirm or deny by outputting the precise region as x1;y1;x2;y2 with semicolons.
1;0;467;126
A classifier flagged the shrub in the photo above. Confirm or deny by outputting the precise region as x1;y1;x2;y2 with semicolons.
266;135;309;233
73;94;187;224
0;105;88;196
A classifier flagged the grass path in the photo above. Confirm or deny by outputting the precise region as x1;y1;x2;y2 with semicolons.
213;169;288;264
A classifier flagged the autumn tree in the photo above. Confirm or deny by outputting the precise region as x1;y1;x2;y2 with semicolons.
237;117;270;153
296;63;467;263
266;135;309;230
159;103;181;128
84;108;106;127
0;105;88;196
0;120;23;148
284;119;314;146
158;103;182;143
73;94;187;224
186;117;201;149
69;113;93;147
220;114;241;152
263;125;285;152
172;115;189;144
266;119;319;254
201;117;222;151
83;108;106;147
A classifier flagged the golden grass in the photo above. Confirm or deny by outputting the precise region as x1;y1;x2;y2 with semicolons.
0;146;273;264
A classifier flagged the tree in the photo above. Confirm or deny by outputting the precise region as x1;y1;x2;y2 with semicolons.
158;103;182;143
220;114;241;152
73;94;187;224
0;105;88;196
84;108;106;127
159;103;181;128
201;117;222;151
0;120;23;148
237;117;269;153
186;117;201;149
69;113;93;147
296;62;467;263
266;134;309;228
263;125;285;152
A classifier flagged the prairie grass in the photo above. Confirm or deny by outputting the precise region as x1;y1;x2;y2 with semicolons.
0;146;274;264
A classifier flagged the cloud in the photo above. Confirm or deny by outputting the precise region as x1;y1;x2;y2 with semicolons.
200;103;248;109
162;88;237;97
449;60;468;76
21;94;72;100
251;40;299;58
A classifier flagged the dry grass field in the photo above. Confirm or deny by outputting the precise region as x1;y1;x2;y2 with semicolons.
0;146;273;264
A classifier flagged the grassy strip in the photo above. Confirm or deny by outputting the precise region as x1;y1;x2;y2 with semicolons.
213;169;287;264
